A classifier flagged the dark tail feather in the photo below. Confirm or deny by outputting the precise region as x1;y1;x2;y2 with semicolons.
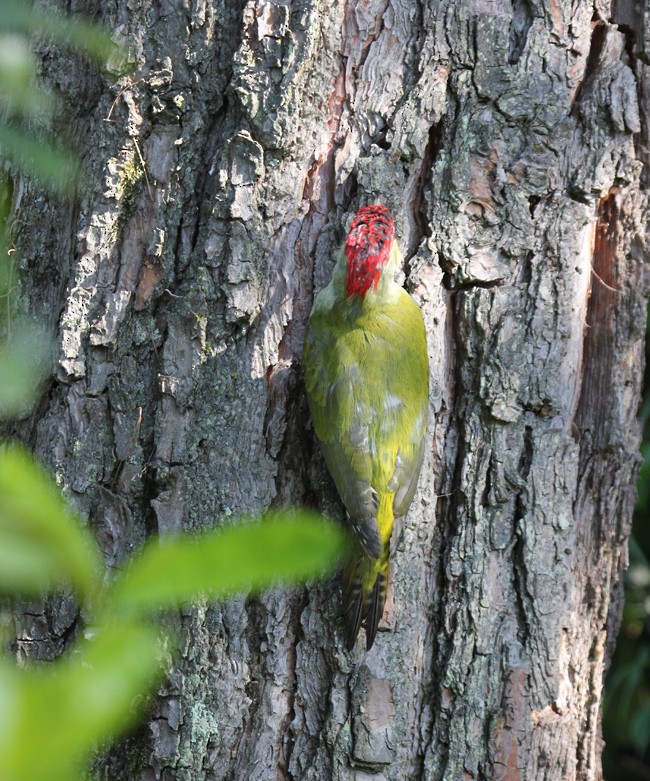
342;551;389;651
343;569;364;651
365;565;388;650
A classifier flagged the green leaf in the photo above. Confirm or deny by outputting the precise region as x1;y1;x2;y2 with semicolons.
0;33;54;118
0;445;102;597
0;124;82;193
0;622;161;781
630;701;650;755
0;323;52;419
112;511;346;612
0;0;118;64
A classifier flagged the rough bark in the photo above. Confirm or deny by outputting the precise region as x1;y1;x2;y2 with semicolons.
6;1;649;779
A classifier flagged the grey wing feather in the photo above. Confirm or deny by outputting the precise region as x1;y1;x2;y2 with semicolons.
389;414;428;518
319;439;382;558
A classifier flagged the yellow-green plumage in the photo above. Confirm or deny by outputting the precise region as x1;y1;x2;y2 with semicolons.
303;207;428;650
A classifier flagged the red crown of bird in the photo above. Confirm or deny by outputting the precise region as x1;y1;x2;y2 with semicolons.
345;205;395;298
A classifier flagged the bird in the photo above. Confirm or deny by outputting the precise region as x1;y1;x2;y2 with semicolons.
303;204;429;650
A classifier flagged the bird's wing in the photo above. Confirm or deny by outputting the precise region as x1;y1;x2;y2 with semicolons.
389;408;428;517
304;315;383;558
377;292;429;518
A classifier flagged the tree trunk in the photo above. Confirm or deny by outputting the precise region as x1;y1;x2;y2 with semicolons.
8;0;649;779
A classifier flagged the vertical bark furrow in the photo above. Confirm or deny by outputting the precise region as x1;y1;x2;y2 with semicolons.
406;119;444;260
577;190;620;451
508;0;534;66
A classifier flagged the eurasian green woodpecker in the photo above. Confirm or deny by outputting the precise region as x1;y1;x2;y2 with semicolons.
303;204;429;650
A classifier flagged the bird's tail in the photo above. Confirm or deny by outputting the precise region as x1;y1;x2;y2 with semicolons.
342;494;393;650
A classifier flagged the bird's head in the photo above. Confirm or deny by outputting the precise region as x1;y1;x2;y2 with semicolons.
344;205;397;298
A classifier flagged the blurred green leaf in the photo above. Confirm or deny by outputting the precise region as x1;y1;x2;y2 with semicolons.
0;322;52;419
605;648;650;718
0;0;117;64
0;621;161;781
0;33;54;118
0;0;121;193
112;511;346;612
0;124;81;193
631;701;650;756
0;445;102;596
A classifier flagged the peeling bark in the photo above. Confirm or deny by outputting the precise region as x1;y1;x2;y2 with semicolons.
6;1;650;779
